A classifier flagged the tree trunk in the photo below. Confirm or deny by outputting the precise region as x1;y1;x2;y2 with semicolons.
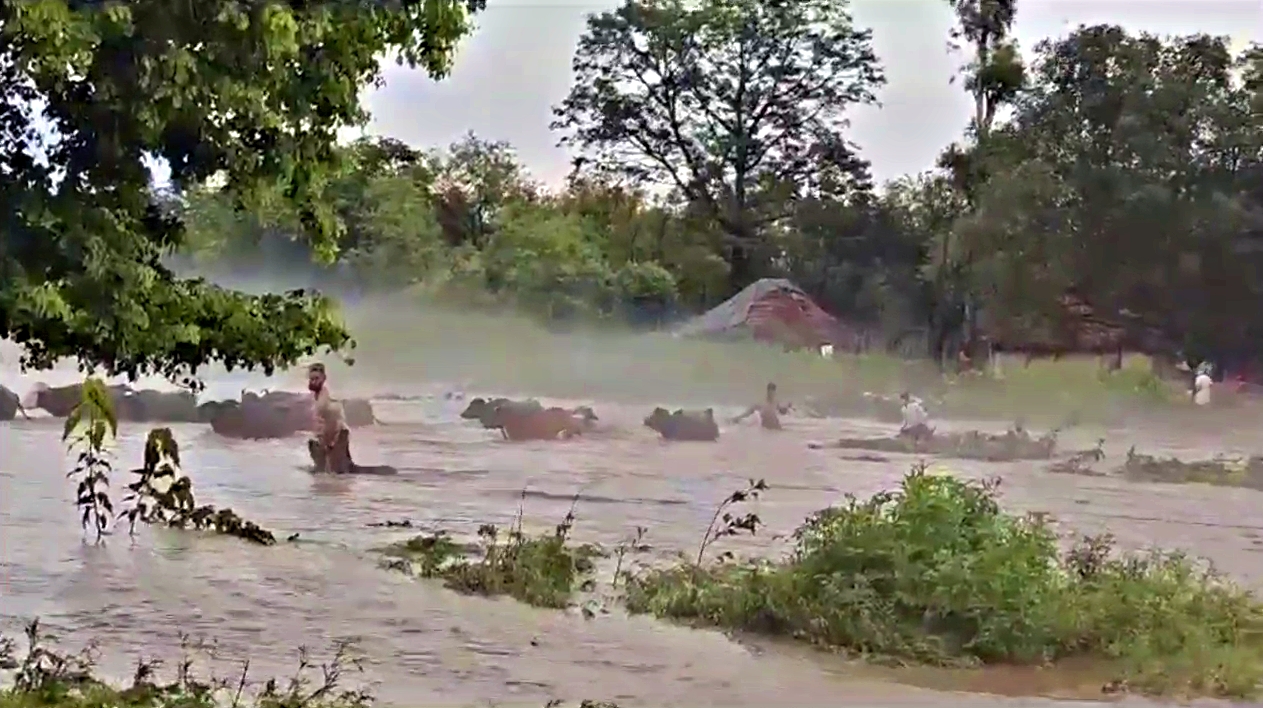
727;244;755;298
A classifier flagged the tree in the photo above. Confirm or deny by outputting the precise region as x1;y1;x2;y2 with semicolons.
959;26;1263;361
0;0;484;381
552;0;884;296
926;0;1024;365
432;133;538;248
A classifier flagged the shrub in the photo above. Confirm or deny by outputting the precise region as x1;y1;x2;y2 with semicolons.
379;502;599;609
0;619;370;708
63;378;276;545
625;465;1263;698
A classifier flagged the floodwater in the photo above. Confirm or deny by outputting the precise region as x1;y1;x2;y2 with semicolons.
4;377;1263;707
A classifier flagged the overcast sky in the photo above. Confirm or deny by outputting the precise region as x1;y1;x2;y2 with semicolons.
345;0;1260;189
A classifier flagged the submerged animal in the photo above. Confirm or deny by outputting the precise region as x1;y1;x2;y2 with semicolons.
206;399;305;439
206;390;376;439
643;407;720;442
115;389;202;423
460;397;543;428
22;382;136;418
571;406;599;430
492;404;588;441
0;384;20;421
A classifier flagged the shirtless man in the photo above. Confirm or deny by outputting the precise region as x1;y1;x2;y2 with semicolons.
731;382;790;430
307;363;352;473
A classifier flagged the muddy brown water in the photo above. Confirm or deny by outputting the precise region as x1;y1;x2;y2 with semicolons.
4;383;1263;707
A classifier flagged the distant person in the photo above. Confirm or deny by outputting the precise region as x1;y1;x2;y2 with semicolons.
732;382;790;430
898;392;932;440
1193;364;1214;407
307;363;352;473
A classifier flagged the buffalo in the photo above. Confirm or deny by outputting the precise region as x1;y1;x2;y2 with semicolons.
0;384;20;421
491;404;589;441
22;382;136;418
207;399;306;439
116;389;202;423
23;382;205;423
205;390;377;439
644;407;720;442
241;390;375;426
460;397;543;428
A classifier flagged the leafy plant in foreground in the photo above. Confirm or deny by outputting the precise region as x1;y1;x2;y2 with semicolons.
695;479;768;566
63;377;276;545
625;464;1263;698
610;525;649;587
0;619;371;708
63;378;118;541
121;428;277;545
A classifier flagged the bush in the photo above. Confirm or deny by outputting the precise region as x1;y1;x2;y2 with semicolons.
64;378;277;546
624;466;1263;698
378;503;599;609
0;619;371;708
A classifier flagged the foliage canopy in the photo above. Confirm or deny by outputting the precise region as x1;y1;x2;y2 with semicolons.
0;0;483;381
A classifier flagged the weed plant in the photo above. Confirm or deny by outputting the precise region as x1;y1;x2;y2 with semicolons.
624;464;1263;698
0;619;371;708
63;378;276;545
1119;447;1263;491
820;426;1058;462
1045;439;1106;476
379;497;599;608
1046;442;1263;490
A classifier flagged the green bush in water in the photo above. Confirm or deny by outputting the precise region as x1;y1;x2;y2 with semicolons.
625;466;1263;698
378;503;599;609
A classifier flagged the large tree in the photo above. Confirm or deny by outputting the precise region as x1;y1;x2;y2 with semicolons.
958;26;1263;360
552;0;884;296
0;0;483;380
925;0;1023;364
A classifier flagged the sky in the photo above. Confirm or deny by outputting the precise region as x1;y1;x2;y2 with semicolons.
342;0;1261;189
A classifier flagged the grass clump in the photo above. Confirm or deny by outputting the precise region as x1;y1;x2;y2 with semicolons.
1045;443;1263;491
1119;447;1263;491
1045;438;1107;476
815;425;1058;462
378;500;599;609
624;465;1263;698
0;619;371;708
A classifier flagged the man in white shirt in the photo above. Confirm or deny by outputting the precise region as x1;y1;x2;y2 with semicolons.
899;392;933;440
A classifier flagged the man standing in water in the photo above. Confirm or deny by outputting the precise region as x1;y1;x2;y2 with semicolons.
1193;363;1214;407
731;382;789;430
898;392;932;441
308;363;352;473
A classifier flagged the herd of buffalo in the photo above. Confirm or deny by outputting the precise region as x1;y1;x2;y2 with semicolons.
0;382;729;443
0;382;376;439
459;396;723;442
